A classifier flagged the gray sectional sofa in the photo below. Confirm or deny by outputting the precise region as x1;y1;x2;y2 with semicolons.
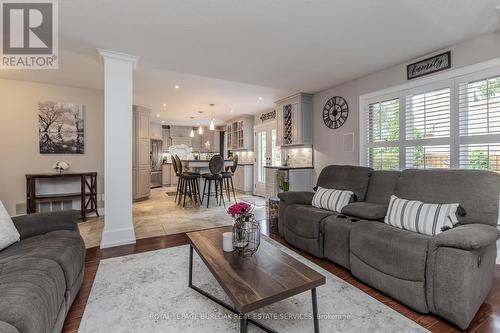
278;165;500;329
0;210;85;333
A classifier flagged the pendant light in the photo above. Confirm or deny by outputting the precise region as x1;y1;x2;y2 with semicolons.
209;104;215;131
198;125;203;135
190;128;195;137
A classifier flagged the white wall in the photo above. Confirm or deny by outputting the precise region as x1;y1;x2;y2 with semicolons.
0;78;104;215
312;31;500;176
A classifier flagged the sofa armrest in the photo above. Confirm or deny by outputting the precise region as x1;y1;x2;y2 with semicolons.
11;210;79;240
277;191;315;206
0;322;20;333
431;224;499;251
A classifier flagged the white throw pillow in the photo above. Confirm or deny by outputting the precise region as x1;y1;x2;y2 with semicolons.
384;195;459;236
0;200;20;250
312;187;353;213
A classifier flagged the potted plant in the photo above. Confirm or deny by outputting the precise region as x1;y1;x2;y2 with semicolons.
52;161;70;174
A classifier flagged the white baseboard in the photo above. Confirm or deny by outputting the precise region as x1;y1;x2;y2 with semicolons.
100;227;136;249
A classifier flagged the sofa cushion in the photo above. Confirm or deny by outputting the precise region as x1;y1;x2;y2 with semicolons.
341;202;388;220
284;204;335;239
312;187;353;213
0;230;85;289
0;258;66;333
0;322;19;333
323;215;359;268
364;170;401;204
384;195;459;236
350;220;431;281
395;169;500;226
316;165;372;201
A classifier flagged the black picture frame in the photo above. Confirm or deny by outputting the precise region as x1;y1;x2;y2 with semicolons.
407;51;451;80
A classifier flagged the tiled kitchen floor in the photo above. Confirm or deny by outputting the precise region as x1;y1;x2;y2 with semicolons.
78;187;267;248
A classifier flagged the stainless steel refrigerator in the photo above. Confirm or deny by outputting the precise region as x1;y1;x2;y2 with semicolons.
150;139;163;188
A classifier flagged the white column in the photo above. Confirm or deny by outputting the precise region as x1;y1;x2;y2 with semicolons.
98;49;138;248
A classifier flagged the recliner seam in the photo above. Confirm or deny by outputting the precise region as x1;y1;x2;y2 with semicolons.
350;251;425;283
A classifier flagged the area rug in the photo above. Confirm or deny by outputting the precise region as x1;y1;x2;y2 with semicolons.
78;240;428;333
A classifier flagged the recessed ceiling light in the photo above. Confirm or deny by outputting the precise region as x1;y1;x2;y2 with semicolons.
258;97;263;101
174;84;180;89
161;120;165;123
162;103;167;107
156;114;160;118
230;110;233;113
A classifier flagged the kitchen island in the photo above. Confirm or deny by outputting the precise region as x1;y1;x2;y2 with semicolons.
182;159;234;173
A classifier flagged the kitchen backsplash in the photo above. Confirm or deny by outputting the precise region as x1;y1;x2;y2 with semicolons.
234;151;254;164
282;147;313;167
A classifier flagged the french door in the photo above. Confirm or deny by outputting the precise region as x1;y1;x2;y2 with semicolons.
254;122;280;196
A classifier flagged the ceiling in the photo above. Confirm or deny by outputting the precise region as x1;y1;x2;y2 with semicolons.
0;0;499;125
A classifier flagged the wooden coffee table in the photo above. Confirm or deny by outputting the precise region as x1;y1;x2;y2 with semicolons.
187;227;326;333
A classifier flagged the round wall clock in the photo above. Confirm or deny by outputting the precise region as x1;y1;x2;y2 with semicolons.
323;96;348;129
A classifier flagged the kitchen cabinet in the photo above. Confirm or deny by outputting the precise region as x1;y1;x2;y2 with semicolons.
225;115;254;151
150;122;163;140
264;166;314;198
162;164;178;186
162;164;171;185
133;105;151;200
276;93;313;147
233;165;253;194
170;125;193;148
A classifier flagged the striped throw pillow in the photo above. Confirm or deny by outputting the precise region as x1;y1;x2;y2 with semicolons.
384;195;459;236
312;187;354;213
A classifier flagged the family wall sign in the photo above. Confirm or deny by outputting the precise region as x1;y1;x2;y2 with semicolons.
407;51;451;80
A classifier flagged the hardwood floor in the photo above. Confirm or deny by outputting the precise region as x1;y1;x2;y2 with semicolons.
62;230;500;333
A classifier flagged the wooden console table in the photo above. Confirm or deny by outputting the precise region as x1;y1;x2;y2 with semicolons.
26;172;99;221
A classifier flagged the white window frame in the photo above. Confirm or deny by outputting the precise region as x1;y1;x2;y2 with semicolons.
360;57;500;169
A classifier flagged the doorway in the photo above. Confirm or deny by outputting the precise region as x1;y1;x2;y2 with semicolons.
254;122;280;196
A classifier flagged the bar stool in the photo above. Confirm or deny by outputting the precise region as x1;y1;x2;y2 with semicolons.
171;155;181;203
201;155;225;208
222;154;238;202
173;155;201;207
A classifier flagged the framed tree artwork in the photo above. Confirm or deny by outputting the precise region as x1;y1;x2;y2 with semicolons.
38;101;85;154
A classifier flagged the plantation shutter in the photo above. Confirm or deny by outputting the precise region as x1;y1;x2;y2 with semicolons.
366;99;400;170
404;87;451;169
458;75;500;172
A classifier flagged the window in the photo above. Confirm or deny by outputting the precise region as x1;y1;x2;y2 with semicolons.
404;87;451;169
458;74;500;172
366;99;400;170
363;67;500;172
405;88;450;140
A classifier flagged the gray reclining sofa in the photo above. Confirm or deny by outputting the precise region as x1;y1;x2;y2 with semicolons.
0;210;85;333
278;165;500;329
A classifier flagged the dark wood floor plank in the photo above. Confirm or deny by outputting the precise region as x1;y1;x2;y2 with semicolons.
62;230;500;333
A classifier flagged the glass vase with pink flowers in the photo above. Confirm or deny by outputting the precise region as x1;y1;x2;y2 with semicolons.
227;202;260;256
